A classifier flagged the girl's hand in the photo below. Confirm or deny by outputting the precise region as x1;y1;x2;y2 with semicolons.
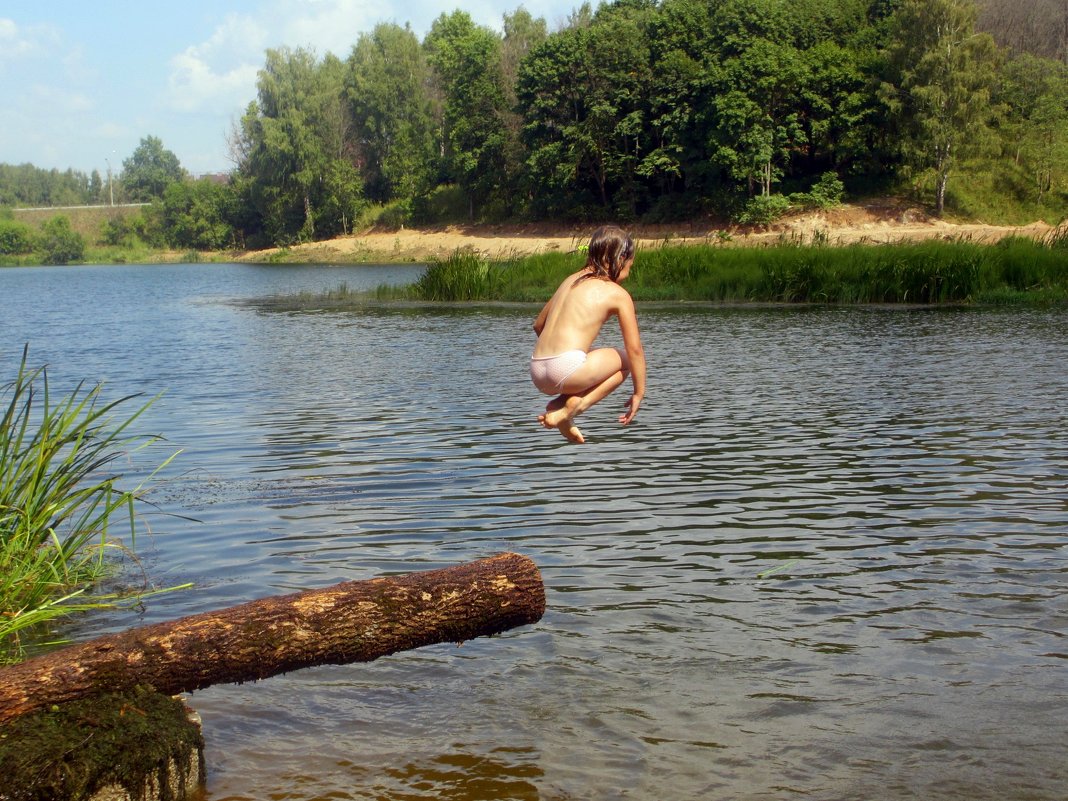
619;394;642;425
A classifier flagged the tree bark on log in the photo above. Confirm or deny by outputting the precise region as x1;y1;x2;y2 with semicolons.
0;552;544;726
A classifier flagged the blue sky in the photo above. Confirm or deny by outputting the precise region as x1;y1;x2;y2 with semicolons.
0;1;586;178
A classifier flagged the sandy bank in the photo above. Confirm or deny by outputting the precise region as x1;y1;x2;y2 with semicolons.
233;200;1060;264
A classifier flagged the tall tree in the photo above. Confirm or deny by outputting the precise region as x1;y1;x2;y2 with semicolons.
703;0;808;197
89;170;103;205
346;23;437;204
121;136;186;202
999;53;1068;199
880;0;1002;214
640;0;712;199
516;1;656;217
424;11;509;218
794;40;874;175
237;48;361;243
500;8;548;210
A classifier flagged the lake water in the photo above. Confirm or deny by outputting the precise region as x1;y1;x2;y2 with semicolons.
1;262;1067;800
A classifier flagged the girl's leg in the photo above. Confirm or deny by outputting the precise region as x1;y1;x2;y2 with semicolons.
539;348;629;442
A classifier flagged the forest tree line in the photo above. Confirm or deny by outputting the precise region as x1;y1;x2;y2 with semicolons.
2;0;1067;253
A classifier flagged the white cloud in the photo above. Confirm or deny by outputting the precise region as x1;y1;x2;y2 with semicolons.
271;0;526;46
164;0;584;117
0;17;57;65
277;0;394;55
167;13;267;113
0;19;31;58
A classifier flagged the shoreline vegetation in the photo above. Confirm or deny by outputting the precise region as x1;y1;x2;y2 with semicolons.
5;200;1067;306
250;220;1068;310
229;199;1061;267
0;348;186;664
1;197;1062;267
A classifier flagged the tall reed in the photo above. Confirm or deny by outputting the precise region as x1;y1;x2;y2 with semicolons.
414;249;505;301
280;237;1068;307
0;347;181;662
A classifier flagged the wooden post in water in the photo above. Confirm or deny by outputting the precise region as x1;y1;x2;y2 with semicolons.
0;552;545;725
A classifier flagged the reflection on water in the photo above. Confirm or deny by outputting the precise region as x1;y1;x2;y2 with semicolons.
2;264;1067;800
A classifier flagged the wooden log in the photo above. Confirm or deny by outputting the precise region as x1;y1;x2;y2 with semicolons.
0;552;544;725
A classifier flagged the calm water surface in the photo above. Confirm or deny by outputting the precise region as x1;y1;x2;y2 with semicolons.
2;263;1067;800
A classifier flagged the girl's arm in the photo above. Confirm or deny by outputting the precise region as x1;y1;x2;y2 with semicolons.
533;298;551;336
616;293;645;425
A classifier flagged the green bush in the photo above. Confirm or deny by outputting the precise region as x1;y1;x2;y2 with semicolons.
0;218;35;255
412;184;468;225
735;194;792;225
35;215;85;265
99;213;146;247
352;199;413;232
806;172;846;209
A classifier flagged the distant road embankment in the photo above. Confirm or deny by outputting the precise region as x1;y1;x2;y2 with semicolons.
11;203;149;213
11;204;148;238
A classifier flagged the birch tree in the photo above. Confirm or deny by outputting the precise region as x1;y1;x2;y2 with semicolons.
881;0;1001;214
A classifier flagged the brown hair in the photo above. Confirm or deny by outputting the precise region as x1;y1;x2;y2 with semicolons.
576;225;635;284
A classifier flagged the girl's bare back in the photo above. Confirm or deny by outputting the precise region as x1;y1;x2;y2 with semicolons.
532;270;629;358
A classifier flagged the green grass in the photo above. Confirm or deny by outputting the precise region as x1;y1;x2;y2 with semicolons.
1;348;185;662
344;236;1067;306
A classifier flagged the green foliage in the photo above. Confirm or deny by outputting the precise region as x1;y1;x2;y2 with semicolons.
705;10;807;197
412;184;469;225
942;159;1068;225
807;172;846;208
35;216;85;265
0;218;35;255
148;178;238;250
788;171;847;211
414;249;506;300
346;23;437;203
237;48;363;245
517;3;658;218
354;198;414;231
735;193;792;224
998;53;1068;203
98;212;147;248
14;0;1062;249
121;135;187;202
880;0;1002;214
0;349;183;661
425;11;512;218
0;163;95;207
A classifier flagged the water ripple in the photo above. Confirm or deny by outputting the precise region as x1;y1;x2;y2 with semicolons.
2;268;1067;800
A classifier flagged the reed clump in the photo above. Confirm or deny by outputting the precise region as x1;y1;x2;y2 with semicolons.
413;248;506;301
292;235;1068;306
0;347;182;663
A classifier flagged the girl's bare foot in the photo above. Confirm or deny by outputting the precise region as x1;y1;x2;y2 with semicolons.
538;397;586;443
557;420;585;443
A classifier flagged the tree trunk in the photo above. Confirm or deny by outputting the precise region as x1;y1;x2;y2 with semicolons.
0;553;544;725
935;171;948;215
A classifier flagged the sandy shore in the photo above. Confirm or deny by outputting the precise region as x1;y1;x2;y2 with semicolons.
233;199;1060;264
